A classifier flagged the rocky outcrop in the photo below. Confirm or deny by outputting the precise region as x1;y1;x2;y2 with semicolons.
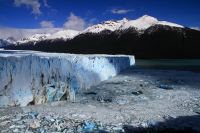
0;50;135;107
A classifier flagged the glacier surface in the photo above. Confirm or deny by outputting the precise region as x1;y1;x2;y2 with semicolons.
0;50;135;107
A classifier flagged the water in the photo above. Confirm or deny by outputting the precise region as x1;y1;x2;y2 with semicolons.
135;59;200;72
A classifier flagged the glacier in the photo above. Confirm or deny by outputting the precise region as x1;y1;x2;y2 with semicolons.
0;50;135;107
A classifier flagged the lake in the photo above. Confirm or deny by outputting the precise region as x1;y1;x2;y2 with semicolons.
135;59;200;72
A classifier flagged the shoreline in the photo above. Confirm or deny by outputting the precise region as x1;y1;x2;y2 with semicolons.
1;67;200;132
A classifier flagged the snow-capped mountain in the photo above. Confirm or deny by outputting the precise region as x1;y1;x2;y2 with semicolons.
17;30;79;44
0;37;17;47
0;28;62;40
3;15;200;59
82;18;128;33
82;15;184;33
120;15;183;30
1;15;185;46
47;30;79;39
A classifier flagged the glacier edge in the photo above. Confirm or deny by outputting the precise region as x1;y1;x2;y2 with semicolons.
0;50;135;107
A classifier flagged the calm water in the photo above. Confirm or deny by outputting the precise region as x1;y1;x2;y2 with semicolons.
135;59;200;72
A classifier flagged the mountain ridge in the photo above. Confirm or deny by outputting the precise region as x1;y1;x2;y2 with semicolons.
1;15;185;44
2;15;200;59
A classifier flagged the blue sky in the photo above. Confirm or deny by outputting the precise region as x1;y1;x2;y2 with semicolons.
0;0;200;30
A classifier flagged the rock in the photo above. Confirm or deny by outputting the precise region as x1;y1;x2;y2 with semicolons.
163;115;175;120
9;125;17;129
29;120;40;129
0;115;11;121
84;92;97;95
132;90;143;96
147;120;159;127
138;96;149;101
0;120;11;126
12;115;22;122
112;126;124;132
157;84;173;90
139;122;148;128
35;129;41;133
13;128;19;132
114;98;129;105
28;112;39;119
97;96;113;103
1;129;10;133
139;84;143;87
50;118;55;122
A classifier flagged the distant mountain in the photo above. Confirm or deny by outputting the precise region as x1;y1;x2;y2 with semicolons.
0;27;62;40
3;15;200;59
82;15;183;33
16;30;79;44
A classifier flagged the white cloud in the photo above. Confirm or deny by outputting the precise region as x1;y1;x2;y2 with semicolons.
63;13;86;31
14;0;41;15
40;21;54;28
190;27;200;31
111;9;134;14
43;0;50;7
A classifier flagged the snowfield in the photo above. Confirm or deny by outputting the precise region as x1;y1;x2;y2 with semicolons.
0;50;135;107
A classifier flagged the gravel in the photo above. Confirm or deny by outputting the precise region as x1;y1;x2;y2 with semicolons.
1;67;200;132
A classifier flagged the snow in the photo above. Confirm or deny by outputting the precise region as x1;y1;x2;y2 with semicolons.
0;28;62;40
17;30;79;44
157;21;184;28
0;28;79;45
0;50;135;107
82;18;128;33
120;15;184;30
120;15;158;30
0;15;184;45
17;33;51;43
46;30;79;40
85;15;184;33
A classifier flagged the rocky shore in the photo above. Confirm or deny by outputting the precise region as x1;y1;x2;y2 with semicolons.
1;67;200;133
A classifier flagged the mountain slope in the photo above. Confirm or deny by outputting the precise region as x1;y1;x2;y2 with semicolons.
4;15;200;59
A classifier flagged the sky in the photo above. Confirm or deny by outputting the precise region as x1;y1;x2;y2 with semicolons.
0;0;200;30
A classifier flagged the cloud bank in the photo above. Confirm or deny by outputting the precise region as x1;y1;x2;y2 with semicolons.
14;0;41;15
63;13;86;31
40;21;54;28
43;0;50;7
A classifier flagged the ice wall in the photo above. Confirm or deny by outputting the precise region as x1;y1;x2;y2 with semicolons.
0;50;135;107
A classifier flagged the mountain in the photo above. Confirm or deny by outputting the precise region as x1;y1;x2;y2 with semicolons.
81;15;183;33
17;30;79;44
0;37;16;47
0;27;63;40
3;15;200;59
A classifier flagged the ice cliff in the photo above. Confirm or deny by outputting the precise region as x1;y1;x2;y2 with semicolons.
0;50;135;107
